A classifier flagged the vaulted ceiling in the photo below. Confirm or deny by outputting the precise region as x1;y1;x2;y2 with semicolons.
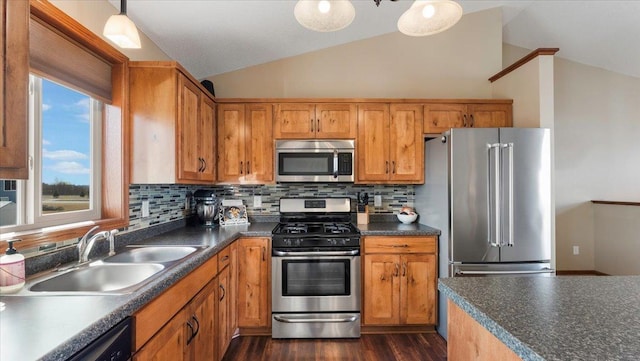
119;0;640;79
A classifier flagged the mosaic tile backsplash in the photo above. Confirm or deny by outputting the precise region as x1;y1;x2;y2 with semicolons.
129;183;415;230
23;183;413;264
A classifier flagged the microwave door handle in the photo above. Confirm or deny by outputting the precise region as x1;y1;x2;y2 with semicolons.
333;150;339;178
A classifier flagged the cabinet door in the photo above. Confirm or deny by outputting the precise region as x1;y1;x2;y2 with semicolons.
274;103;315;139
229;241;238;335
316;103;357;139
389;104;424;183
245;104;274;183
189;280;216;361
400;254;436;325
199;95;216;182
0;0;29;179
177;75;202;182
423;103;466;134
217;104;246;182
134;309;188;361
363;254;400;325
217;266;230;361
468;103;513;128
237;237;270;328
356;104;390;183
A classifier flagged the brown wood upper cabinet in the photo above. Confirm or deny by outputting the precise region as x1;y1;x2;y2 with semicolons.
356;104;424;184
423;102;512;134
362;236;437;327
217;103;274;184
0;0;29;179
129;61;215;184
274;103;357;139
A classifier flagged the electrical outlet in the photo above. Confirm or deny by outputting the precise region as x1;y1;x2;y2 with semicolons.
142;200;150;218
573;246;580;255
254;195;262;208
374;195;382;207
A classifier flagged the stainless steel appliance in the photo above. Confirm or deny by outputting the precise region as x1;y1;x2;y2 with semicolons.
275;140;354;183
193;189;218;227
414;128;555;339
271;197;361;339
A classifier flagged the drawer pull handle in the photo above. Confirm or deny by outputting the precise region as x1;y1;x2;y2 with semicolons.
391;244;409;248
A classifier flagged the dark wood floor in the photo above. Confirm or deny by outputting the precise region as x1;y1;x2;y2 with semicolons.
221;333;447;361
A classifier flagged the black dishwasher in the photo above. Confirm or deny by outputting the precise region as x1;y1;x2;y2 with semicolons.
67;317;132;361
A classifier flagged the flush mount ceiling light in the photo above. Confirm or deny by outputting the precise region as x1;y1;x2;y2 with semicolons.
294;0;462;36
397;0;463;36
294;0;356;32
103;0;142;49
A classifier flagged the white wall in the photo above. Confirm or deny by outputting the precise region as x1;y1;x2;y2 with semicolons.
207;8;503;98
504;44;640;272
50;0;171;61
594;204;640;275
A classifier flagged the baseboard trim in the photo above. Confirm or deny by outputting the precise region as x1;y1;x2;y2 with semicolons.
556;270;609;276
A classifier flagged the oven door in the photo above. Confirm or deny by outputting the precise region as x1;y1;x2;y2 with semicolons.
272;250;360;313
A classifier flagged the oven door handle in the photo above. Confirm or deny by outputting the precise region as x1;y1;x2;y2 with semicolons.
272;250;360;257
273;315;358;323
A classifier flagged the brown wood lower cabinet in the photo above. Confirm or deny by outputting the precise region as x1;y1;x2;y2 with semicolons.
237;237;271;331
133;279;216;361
362;236;437;328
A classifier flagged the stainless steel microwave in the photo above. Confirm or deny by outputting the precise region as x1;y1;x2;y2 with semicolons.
275;140;355;182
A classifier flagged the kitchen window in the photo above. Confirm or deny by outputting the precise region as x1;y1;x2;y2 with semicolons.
0;76;102;231
0;2;129;249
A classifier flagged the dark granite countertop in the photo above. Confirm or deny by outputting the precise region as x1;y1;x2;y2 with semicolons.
0;220;438;361
439;276;640;361
357;221;441;236
0;222;276;361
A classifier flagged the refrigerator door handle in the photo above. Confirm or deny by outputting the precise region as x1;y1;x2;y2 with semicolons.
502;143;515;247
487;143;502;247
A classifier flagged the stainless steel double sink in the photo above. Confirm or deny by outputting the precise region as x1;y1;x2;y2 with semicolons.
22;246;202;295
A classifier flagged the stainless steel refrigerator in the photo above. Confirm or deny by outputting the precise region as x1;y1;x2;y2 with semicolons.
414;127;554;339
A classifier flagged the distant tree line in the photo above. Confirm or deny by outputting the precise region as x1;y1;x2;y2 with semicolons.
42;181;89;198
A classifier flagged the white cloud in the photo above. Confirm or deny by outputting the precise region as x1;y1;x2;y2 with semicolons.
42;139;51;145
43;149;88;161
74;99;91;123
42;103;52;111
46;161;90;175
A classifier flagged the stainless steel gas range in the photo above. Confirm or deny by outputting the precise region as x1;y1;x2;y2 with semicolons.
271;197;361;339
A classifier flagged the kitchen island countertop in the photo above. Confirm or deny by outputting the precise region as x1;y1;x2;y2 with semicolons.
439;276;640;361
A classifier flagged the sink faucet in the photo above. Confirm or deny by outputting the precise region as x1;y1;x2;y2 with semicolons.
77;226;110;263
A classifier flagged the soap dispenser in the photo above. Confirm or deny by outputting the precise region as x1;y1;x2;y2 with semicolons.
0;239;26;294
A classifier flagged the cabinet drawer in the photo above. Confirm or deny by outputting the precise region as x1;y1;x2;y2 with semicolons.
363;236;436;254
218;245;231;270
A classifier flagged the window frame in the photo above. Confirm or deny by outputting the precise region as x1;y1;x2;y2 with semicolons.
0;2;129;250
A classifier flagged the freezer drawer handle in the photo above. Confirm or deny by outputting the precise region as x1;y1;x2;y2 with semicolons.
274;315;358;324
456;269;554;275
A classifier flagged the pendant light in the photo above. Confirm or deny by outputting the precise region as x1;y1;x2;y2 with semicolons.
294;0;356;32
397;0;463;37
103;0;142;49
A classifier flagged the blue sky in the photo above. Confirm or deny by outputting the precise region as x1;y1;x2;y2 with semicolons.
41;79;91;186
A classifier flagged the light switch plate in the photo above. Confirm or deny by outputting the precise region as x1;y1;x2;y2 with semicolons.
142;200;150;218
254;195;262;208
374;195;382;207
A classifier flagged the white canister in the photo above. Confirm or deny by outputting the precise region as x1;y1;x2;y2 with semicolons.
0;240;25;293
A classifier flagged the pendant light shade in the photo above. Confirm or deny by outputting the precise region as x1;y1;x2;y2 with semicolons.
294;0;356;32
103;0;141;49
397;0;463;37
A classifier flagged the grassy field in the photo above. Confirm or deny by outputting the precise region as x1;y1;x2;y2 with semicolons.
42;195;90;214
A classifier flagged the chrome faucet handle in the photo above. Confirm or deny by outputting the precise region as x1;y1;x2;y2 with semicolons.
78;225;100;261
